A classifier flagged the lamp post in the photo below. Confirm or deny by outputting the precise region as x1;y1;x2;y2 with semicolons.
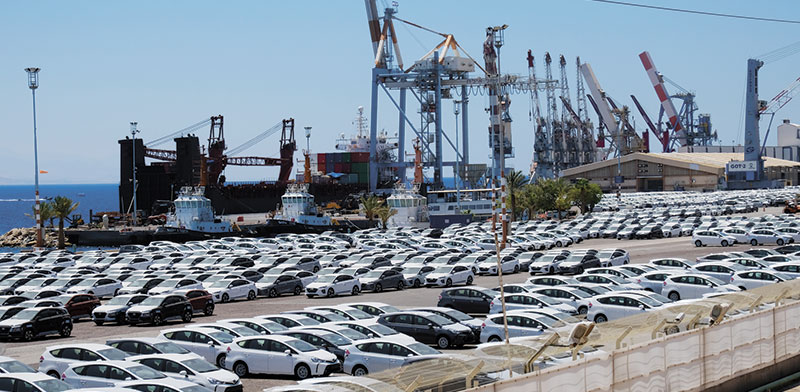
130;122;139;226
25;68;43;248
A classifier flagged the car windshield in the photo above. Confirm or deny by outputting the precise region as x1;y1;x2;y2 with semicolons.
209;331;234;343
570;290;592;299
33;379;72;392
535;295;560;306
432;266;452;274
9;309;38;321
153;342;191;354
321;332;351;346
315;276;336;284
363;271;383;279
98;348;129;361
262;322;288;333
156;279;180;288
107;296;134;306
0;359;36;373
257;276;279;284
233;327;260;336
404;267;422;274
534;316;561;328
128;365;166;379
379;305;400;313
366;324;398;336
139;297;164;307
211;280;233;288
182;358;218;373
285;339;317;352
340;308;372;320
443;309;472;321
425;314;454;326
330;328;367;340
647;293;673;303
73;278;99;287
408;342;441;356
705;276;727;286
637;296;663;308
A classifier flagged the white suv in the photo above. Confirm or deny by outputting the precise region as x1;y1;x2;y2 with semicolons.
305;274;360;298
587;293;664;323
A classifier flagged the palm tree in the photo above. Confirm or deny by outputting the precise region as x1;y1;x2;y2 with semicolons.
376;205;398;229
51;196;79;249
505;170;529;221
26;201;54;228
359;195;383;226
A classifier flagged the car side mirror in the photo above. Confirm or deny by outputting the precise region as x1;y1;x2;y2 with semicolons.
427;323;434;329
639;304;645;310
707;284;713;288
179;370;188;377
207;341;215;346
284;349;292;356
367;333;374;338
775;279;780;283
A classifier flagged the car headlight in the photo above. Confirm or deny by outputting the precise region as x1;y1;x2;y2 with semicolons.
207;377;222;385
9;326;21;332
311;357;322;363
141;311;150;316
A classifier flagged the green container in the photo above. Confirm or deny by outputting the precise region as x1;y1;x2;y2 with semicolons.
358;172;368;183
342;152;351;163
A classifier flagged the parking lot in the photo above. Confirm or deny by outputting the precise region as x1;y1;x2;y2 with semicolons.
3;228;782;391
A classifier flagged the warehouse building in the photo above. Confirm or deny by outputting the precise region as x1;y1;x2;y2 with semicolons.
560;152;800;192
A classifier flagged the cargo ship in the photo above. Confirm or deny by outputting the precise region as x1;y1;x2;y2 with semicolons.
118;108;400;220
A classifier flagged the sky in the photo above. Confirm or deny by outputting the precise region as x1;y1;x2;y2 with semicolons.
1;0;799;185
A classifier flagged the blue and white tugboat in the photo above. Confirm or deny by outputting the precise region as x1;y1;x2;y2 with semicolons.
258;183;342;234
153;187;233;240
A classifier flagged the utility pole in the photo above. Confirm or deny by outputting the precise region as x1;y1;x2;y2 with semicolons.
130;122;139;226
453;100;462;212
25;68;43;248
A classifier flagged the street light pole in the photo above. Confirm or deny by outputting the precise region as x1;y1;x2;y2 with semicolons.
25;68;43;248
130;122;139;226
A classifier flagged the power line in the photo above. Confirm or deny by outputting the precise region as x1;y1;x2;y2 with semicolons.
589;0;800;25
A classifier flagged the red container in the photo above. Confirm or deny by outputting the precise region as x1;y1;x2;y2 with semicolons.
334;163;343;172
341;163;350;172
352;152;369;162
318;153;326;163
317;162;325;172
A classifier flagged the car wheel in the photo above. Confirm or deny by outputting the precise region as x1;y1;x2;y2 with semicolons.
352;365;368;377
488;336;501;343
594;314;608;323
778;239;785;246
313;266;320;273
513;265;520;273
397;281;404;290
216;354;226;367
414;279;421;288
221;293;230;303
327;288;335;298
94;320;104;326
721;240;729;247
548;266;555;274
204;304;214;316
152;314;163;326
436;335;451;349
294;286;302;295
306;295;314;298
666;232;671;238
466;276;473;285
739;286;747;291
247;290;256;300
668;291;680;301
22;329;34;342
751;239;758;246
268;288;278;298
578;306;588;315
695;240;703;247
374;283;383;293
351;286;360;296
445;279;453;288
295;363;311;380
182;310;192;323
233;361;248;377
556;241;563;248
46;371;60;379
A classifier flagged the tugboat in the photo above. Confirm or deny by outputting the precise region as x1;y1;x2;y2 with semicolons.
257;183;345;235
386;183;429;228
153;187;234;241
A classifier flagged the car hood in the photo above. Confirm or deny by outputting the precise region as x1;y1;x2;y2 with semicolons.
443;323;471;333
148;287;174;294
309;349;338;362
127;305;158;313
426;273;450;280
0;319;28;327
306;282;330;289
198;368;239;384
94;304;129;313
461;318;484;329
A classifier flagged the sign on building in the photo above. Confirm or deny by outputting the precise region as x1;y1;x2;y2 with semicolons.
726;161;758;172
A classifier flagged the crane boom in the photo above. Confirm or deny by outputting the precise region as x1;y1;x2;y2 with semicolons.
638;51;686;146
630;94;667;151
580;63;618;135
225;121;283;157
761;76;800;114
365;0;382;60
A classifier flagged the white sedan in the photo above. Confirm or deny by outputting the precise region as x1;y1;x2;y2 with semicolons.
586;293;665;323
424;265;474;287
748;229;792;246
729;270;792;290
661;273;739;301
224;335;339;379
305;274;360;298
207;278;257;303
692;231;736;247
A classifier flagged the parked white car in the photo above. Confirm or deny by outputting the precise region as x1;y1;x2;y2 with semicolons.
587;293;665;323
342;338;443;376
476;258;520;275
158;327;235;367
748;229;792;246
479;312;559;342
207;278;257;303
661;273;739;301
130;353;241;392
719;228;754;244
691;262;747;282
61;360;168;388
729;270;791;291
424;265;474;287
305;274;360;298
224;335;339;379
38;343;130;378
65;278;122;299
148;279;204;296
489;293;577;315
693;231;736;247
596;249;630;267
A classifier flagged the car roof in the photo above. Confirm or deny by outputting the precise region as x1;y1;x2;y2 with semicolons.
0;372;54;382
128;353;197;362
47;343;112;351
117;377;200;388
67;360;141;369
233;334;295;343
107;337;167;344
160;326;225;334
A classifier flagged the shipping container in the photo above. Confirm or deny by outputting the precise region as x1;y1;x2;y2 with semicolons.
342;152;350;163
326;161;334;173
331;153;341;163
341;163;350;173
334;163;343;172
358;172;368;184
352;152;369;163
318;162;326;172
318;153;326;163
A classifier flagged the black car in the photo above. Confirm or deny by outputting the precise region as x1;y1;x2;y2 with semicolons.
377;311;473;349
436;287;496;314
409;307;483;343
360;269;405;292
557;254;601;274
125;295;193;326
256;274;304;297
0;306;24;321
0;307;72;341
0;296;27;306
